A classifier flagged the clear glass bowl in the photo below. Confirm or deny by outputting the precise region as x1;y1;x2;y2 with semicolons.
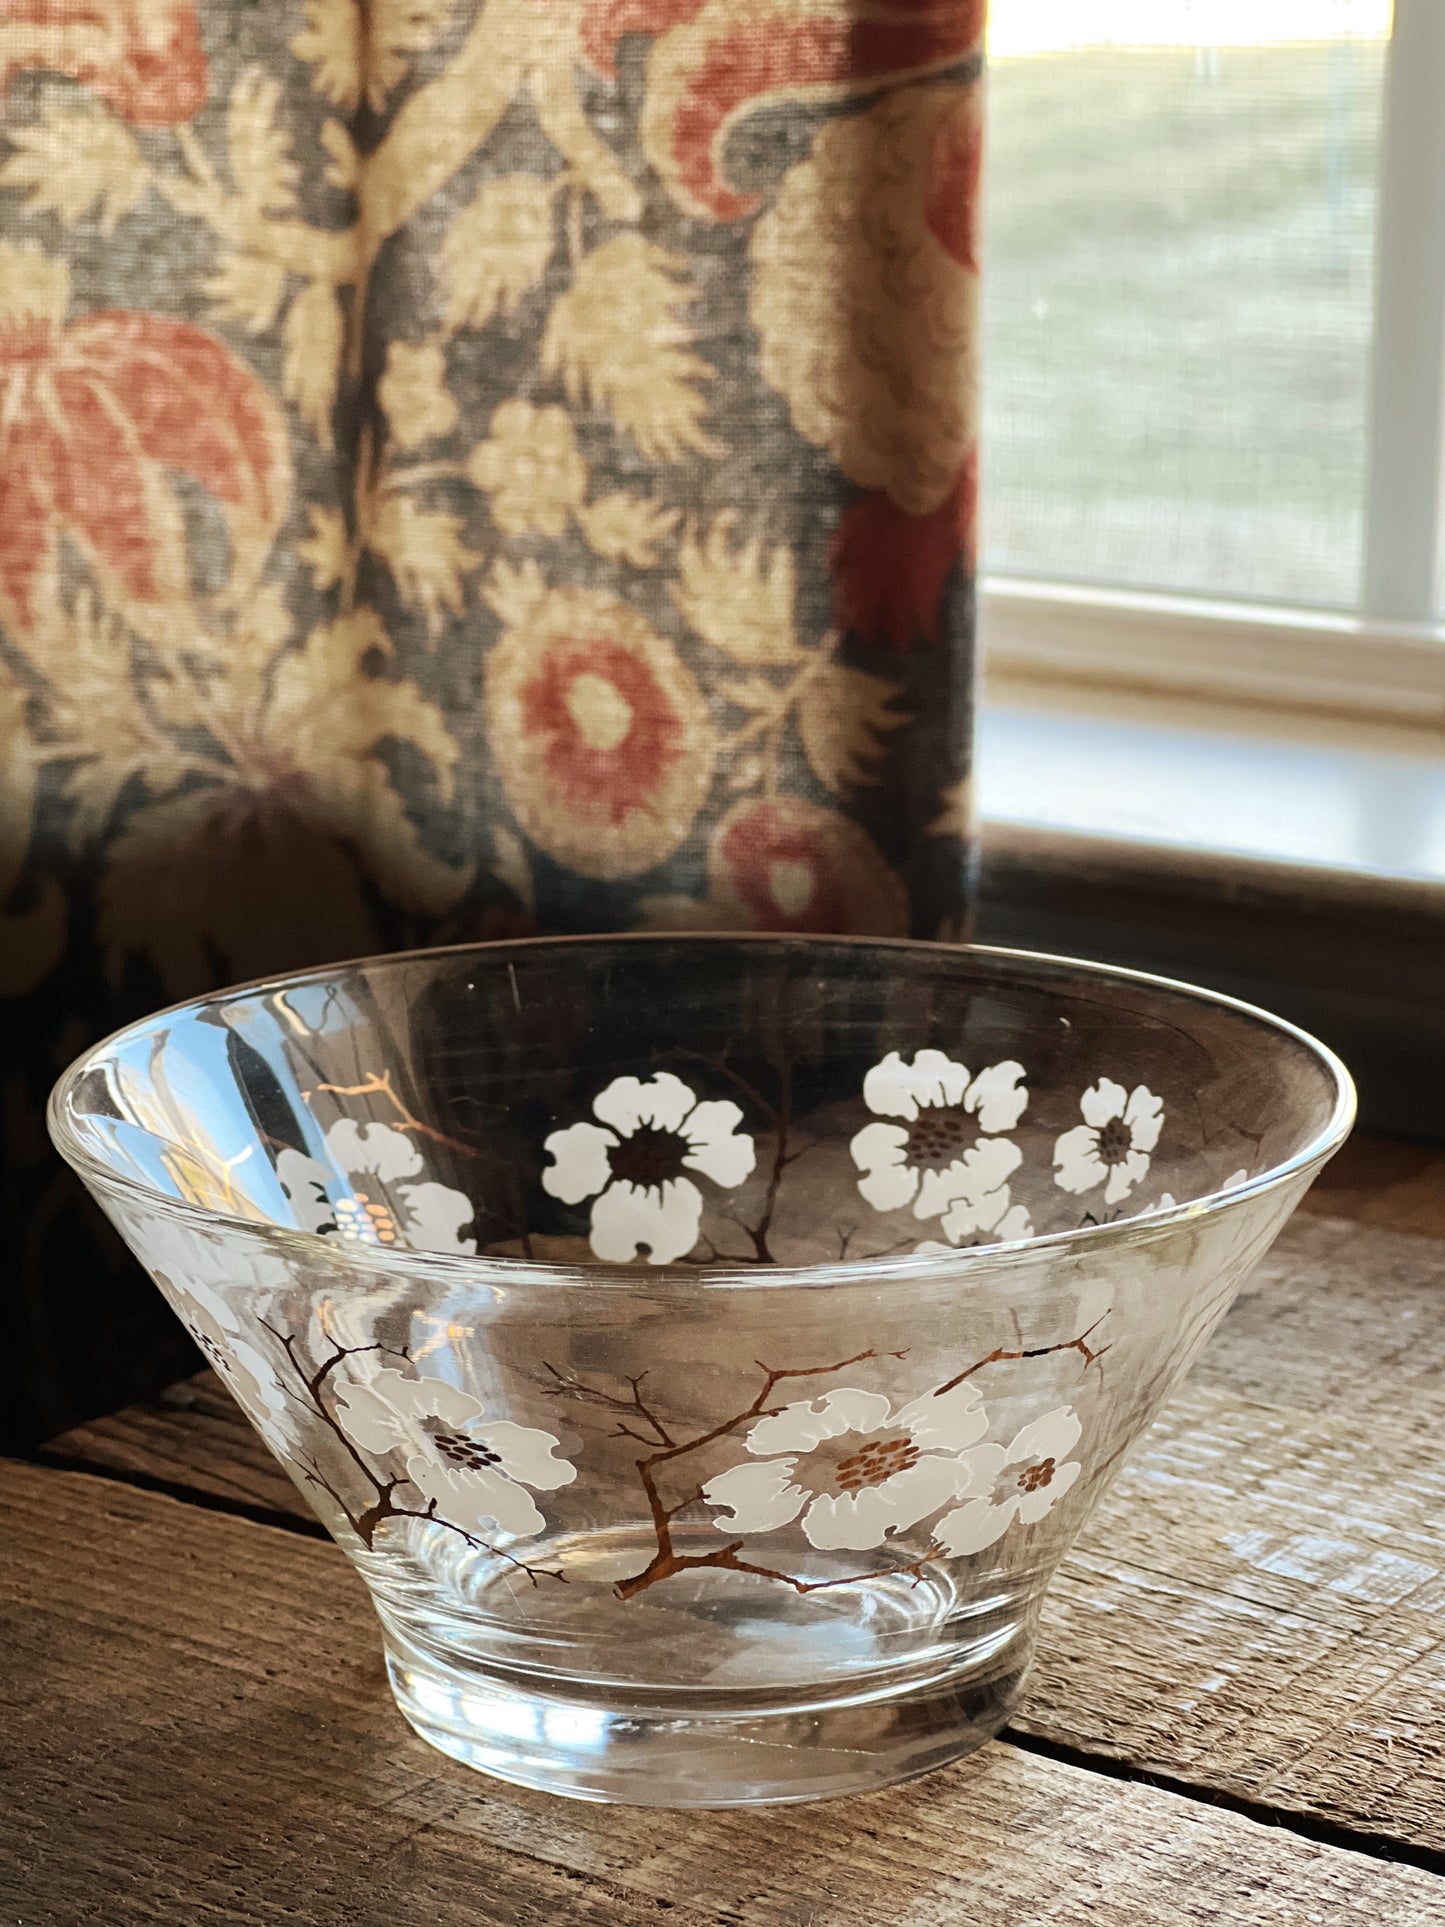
49;936;1353;1807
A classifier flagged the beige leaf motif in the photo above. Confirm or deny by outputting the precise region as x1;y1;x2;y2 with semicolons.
228;68;300;218
484;557;548;628
723;676;786;719
53;604;198;848
725;753;766;793
298;505;351;596
542;237;721;464
369;0;457;107
749;84;979;516
675;515;800;666
97;609;469;992
797;663;906;795
440;174;556;334
927;780;970;840
490;825;535;914
320;119;359;193
368;494;479;629
205;252;289;333
378;341;458;450
283;278;346;447
578;493;680;569
291;0;363;110
291;0;453;113
0;102;148;234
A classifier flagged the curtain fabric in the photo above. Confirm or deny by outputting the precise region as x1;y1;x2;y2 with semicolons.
0;0;984;1443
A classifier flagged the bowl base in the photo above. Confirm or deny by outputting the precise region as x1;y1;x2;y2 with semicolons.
380;1617;1030;1807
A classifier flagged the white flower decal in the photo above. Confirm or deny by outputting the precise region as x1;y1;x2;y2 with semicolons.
277;1120;477;1254
1053;1079;1163;1206
331;1367;575;1539
138;1222;292;1447
1149;1167;1249;1217
850;1050;1028;1224
934;1406;1083;1555
938;1187;1035;1248
542;1072;756;1264
701;1381;990;1552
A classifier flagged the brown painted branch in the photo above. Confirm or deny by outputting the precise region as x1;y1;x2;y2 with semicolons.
614;1536;941;1603
313;1069;484;1160
600;1332;1104;1602
719;1543;943;1597
541;1364;675;1448
264;1324;564;1583
745;1056;793;1264
607;1349;905;1600
932;1320;1112;1399
649;1045;779;1128
645;1348;904;1476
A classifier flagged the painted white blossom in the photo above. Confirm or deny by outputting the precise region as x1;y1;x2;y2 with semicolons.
331;1366;575;1539
136;1220;293;1447
277;1120;477;1254
542;1072;756;1264
941;1186;1035;1247
1053;1079;1163;1206
934;1406;1083;1555
1148;1166;1250;1216
850;1050;1028;1224
702;1381;990;1552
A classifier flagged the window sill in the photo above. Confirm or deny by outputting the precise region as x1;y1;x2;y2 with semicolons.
982;577;1445;730
976;696;1445;1138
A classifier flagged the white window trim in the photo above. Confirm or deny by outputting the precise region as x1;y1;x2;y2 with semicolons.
986;2;1445;729
1362;0;1445;620
982;578;1445;728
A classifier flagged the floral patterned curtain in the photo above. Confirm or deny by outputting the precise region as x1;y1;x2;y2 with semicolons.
0;0;984;1442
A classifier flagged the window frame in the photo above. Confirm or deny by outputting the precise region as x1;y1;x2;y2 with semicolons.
982;0;1445;715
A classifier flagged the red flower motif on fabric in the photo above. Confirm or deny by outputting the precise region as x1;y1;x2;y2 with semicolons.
830;456;977;653
584;0;985;220
0;249;289;632
710;798;907;935
486;587;716;880
925;85;984;273
521;636;686;826
0;0;207;125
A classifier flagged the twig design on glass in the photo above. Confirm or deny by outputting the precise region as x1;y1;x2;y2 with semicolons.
544;1322;1109;1601
262;1323;573;1585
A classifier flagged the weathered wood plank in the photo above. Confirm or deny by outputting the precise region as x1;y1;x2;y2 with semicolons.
39;1366;306;1522
3;1463;1440;1926
1302;1134;1445;1240
39;1200;1445;1851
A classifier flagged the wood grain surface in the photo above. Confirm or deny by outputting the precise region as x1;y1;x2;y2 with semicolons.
4;1462;1442;1926
14;1135;1445;1919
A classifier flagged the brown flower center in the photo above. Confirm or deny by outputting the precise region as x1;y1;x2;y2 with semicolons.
1016;1457;1056;1495
904;1105;974;1170
834;1436;921;1493
1097;1118;1132;1164
431;1430;503;1473
608;1124;689;1190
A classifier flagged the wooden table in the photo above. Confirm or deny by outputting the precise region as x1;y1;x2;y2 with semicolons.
7;1137;1445;1923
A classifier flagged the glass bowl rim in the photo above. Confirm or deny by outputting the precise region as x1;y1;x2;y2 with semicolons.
48;932;1357;1294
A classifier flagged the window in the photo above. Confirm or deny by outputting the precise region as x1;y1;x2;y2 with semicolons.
980;1;1445;719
